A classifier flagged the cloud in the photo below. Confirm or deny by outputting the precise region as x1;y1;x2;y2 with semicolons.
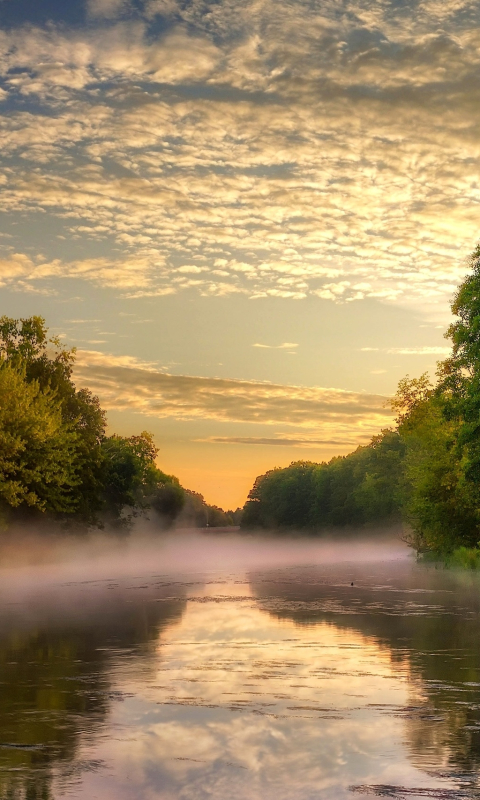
0;253;33;281
73;349;393;438
0;253;169;291
66;319;102;323
87;0;129;18
252;343;298;349
144;0;179;18
360;346;451;355
0;2;479;303
387;346;452;355
199;436;365;447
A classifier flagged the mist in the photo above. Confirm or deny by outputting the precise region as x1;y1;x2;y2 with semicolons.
0;523;410;596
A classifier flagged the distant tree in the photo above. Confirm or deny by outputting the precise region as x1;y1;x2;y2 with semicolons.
242;461;322;529
169;490;237;528
225;507;243;526
100;432;163;526
149;471;185;524
241;432;404;531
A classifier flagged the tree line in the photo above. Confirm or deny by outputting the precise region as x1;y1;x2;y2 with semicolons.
0;316;241;531
242;245;480;556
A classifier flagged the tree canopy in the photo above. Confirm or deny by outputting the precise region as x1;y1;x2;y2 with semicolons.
0;361;79;519
242;429;404;531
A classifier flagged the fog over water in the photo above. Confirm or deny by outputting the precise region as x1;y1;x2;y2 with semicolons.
0;527;408;584
0;530;479;800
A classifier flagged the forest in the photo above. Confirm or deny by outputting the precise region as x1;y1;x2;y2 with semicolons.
242;244;480;557
0;315;241;531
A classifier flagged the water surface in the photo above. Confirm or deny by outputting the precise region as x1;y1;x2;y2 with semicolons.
0;533;479;800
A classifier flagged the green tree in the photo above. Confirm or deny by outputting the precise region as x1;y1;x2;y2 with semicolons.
242;461;321;529
352;430;405;521
151;476;185;524
439;244;480;483
101;432;157;524
391;376;475;550
388;245;480;553
0;316;106;522
0;361;80;519
241;432;404;531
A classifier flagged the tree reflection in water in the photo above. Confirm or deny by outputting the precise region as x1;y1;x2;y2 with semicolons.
0;578;187;800
249;560;480;790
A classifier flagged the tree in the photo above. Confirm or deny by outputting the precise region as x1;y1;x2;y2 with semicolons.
0;360;80;519
150;477;185;524
351;429;405;522
100;432;163;526
242;462;321;529
385;246;480;552
0;316;106;522
0;317;257;532
241;432;404;531
391;376;479;551
438;245;480;484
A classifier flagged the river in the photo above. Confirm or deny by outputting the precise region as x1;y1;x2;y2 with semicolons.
0;531;479;800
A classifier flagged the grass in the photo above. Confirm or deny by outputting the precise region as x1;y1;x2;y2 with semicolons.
419;545;480;569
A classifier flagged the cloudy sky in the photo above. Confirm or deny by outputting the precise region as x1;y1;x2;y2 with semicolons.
0;0;478;507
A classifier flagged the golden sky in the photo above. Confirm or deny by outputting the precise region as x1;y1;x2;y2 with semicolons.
1;0;479;506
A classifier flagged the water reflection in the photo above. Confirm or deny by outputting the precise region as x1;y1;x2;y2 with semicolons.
0;574;187;799
250;560;480;793
0;537;479;799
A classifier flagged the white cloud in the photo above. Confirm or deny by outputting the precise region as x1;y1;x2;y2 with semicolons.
360;346;451;355
0;1;479;304
0;253;168;291
387;346;452;355
252;342;298;349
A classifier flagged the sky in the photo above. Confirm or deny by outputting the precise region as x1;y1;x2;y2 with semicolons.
0;0;479;508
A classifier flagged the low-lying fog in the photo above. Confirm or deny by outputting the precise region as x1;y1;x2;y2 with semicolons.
0;524;410;592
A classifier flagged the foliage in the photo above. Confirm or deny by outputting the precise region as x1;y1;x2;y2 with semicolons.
390;246;480;554
150;475;186;523
175;490;241;528
444;546;480;570
100;432;162;526
0;316;106;522
0;360;80;520
393;379;480;552
242;429;404;530
438;245;480;484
